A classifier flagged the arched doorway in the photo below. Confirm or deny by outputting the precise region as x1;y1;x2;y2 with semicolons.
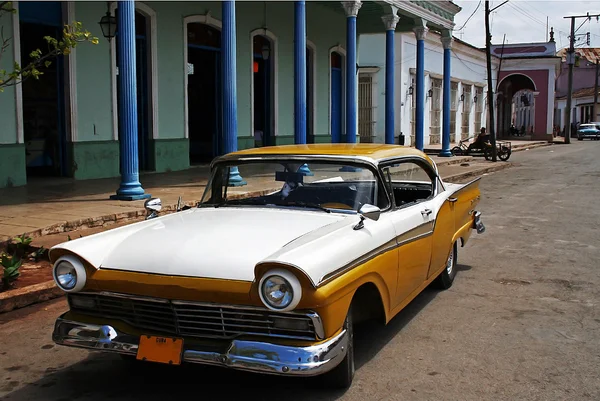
497;73;536;138
330;51;344;143
19;1;68;178
114;8;153;171
252;34;274;147
186;22;222;164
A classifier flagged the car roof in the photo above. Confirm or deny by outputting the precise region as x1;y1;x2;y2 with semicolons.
214;144;434;168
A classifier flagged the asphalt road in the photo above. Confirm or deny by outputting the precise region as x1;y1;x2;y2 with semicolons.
1;141;599;401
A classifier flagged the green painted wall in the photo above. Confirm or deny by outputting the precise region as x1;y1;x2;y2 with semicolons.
70;141;120;180
151;139;189;173
74;2;113;142
0;145;26;188
73;1;345;144
0;10;18;145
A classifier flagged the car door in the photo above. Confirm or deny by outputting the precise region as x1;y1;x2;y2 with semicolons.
380;159;437;308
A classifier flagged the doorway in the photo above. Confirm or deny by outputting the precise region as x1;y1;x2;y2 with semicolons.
253;35;273;147
306;46;315;143
115;10;152;171
330;51;343;143
19;1;67;178
187;23;221;164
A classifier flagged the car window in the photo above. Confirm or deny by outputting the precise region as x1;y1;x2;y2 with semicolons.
381;161;434;208
200;161;390;212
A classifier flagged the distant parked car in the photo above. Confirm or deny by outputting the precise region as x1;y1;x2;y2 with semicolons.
577;123;600;140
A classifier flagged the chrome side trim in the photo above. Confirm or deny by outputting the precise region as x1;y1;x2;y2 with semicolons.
52;316;347;377
317;221;435;286
318;239;397;286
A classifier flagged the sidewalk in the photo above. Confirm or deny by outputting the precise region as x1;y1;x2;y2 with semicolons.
0;153;511;244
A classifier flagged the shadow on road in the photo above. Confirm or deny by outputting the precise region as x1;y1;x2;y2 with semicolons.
1;285;453;401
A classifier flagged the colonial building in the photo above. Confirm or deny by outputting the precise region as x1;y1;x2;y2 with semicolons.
358;31;498;148
0;0;459;190
490;36;561;141
554;47;600;130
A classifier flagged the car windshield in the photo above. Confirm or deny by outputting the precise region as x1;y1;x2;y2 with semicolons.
199;160;389;212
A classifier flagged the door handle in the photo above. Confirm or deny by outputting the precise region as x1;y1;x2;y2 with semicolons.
421;208;432;217
448;197;458;203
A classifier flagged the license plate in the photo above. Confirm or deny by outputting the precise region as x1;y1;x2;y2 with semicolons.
136;335;183;365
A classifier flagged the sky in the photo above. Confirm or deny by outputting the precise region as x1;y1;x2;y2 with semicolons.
452;0;600;50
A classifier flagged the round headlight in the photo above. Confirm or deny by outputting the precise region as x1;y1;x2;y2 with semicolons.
53;255;87;293
258;269;302;312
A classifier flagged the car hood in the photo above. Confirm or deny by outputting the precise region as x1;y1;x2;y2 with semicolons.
50;207;347;282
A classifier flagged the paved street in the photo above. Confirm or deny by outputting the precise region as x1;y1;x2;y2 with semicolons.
1;141;599;401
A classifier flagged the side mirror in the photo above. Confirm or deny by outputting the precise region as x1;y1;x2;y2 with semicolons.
359;204;381;221
144;198;162;220
354;204;381;230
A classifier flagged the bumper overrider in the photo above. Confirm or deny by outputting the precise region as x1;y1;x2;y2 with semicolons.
52;315;348;376
473;211;485;234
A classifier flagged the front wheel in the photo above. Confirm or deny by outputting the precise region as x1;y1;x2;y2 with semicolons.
451;146;463;156
433;242;458;290
320;308;355;389
484;147;492;160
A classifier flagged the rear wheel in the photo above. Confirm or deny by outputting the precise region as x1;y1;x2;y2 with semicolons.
433;242;458;289
498;146;511;161
320;307;355;389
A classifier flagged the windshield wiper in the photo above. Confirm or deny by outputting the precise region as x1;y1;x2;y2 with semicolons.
280;201;331;213
223;198;268;206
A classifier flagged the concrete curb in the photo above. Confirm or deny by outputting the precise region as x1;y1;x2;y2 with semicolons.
444;162;514;183
511;142;553;152
0;280;63;313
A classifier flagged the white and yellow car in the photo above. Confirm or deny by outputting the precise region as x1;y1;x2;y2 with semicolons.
49;144;484;389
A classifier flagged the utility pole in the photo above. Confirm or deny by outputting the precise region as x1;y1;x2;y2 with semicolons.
485;0;507;161
564;17;575;144
594;61;599;122
564;13;600;143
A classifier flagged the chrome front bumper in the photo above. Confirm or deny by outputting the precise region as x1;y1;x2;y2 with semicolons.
52;315;348;376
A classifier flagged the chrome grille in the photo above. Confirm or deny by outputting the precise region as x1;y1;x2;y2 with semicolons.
68;293;319;341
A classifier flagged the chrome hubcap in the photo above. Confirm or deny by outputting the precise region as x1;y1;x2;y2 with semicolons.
446;248;454;275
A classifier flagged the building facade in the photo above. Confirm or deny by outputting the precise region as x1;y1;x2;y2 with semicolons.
554;47;600;130
358;31;498;146
490;39;561;140
0;0;459;189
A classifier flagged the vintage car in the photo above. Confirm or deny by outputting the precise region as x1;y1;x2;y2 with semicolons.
577;123;600;140
49;144;484;388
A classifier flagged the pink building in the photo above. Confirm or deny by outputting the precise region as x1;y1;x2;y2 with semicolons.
491;38;561;140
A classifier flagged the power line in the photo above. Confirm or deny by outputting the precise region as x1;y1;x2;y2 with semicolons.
509;2;547;27
455;0;482;32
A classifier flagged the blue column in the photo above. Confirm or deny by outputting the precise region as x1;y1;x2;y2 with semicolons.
414;21;428;151
343;1;361;143
294;1;307;145
382;13;399;145
440;34;453;157
110;0;150;201
222;0;246;186
294;1;312;176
